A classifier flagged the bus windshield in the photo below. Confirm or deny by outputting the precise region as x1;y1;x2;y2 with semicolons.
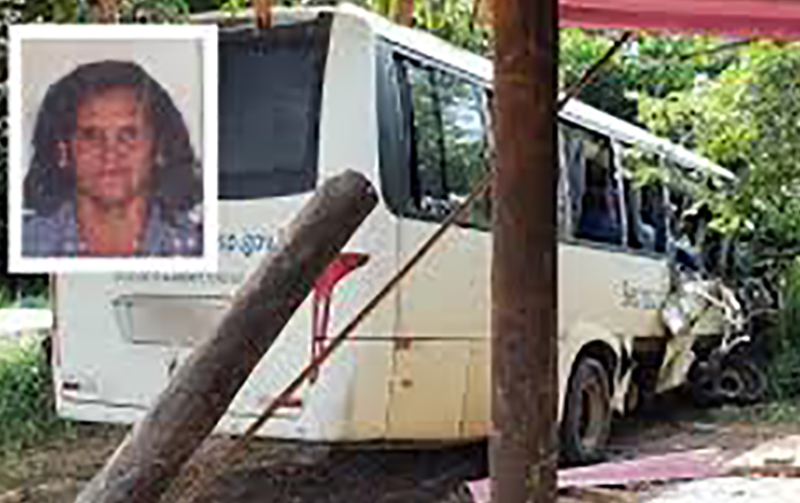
218;16;332;199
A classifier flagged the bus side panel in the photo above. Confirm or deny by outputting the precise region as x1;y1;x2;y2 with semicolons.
288;13;400;441
557;242;670;419
386;340;471;439
559;243;669;340
395;222;491;341
458;242;671;439
461;338;490;438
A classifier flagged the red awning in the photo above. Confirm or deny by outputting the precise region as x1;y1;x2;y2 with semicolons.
560;0;800;37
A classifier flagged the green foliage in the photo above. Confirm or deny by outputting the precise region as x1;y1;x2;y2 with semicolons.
559;30;741;124
704;401;800;424
413;0;490;56
764;258;800;400
560;28;638;122
187;0;219;12
353;0;491;56
219;0;247;17
119;0;191;23
639;41;800;247
0;338;73;458
631;34;739;98
0;285;11;309
12;0;77;23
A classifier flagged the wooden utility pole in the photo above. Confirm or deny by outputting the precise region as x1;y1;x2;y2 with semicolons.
490;0;558;502
255;0;273;29
74;171;378;503
397;0;415;27
88;0;119;23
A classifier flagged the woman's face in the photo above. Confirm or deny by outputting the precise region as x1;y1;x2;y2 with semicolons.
71;86;155;207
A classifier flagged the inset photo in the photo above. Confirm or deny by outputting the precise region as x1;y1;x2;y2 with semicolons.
8;24;218;273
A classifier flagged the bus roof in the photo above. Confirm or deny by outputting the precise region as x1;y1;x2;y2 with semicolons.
193;3;736;183
559;99;736;181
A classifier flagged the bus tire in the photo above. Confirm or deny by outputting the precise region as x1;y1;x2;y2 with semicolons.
725;357;767;405
560;357;612;465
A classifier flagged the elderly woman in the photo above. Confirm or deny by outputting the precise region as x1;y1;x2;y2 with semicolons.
22;60;203;257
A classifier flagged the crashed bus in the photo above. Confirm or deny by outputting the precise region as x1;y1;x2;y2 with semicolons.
49;4;737;463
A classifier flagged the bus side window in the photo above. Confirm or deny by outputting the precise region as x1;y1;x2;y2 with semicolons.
397;57;490;229
574;130;623;245
667;188;701;269
624;178;643;250
404;63;447;209
557;125;572;237
560;125;585;238
624;177;662;253
640;182;667;253
438;72;491;229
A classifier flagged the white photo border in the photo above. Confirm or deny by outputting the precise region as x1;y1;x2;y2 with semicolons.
8;24;219;274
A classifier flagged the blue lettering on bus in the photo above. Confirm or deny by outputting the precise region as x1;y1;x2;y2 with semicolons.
218;232;281;257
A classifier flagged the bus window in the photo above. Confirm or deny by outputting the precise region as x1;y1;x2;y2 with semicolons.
668;189;701;270
218;17;332;199
640;182;667;253
561;126;584;227
624;178;644;250
405;63;447;207
558;125;583;238
439;73;487;197
439;72;491;229
397;57;490;229
623;179;667;254
557;127;569;236
575;131;623;245
619;148;666;253
668;189;691;241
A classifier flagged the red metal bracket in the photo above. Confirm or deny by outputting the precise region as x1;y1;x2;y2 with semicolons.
310;252;369;383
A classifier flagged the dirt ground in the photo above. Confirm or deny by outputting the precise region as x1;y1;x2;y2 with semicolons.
3;397;800;503
0;425;125;503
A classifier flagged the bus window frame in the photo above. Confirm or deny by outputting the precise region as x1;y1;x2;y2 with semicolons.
376;39;493;231
376;36;707;264
616;144;670;260
563;120;629;253
217;15;333;200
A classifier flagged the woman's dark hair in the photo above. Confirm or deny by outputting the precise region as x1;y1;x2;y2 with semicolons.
23;60;202;224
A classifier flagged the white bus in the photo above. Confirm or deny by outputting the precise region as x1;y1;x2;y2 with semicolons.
50;4;736;463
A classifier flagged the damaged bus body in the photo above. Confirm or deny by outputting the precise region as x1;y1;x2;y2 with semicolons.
50;4;737;463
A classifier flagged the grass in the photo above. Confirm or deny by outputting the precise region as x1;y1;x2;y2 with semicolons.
0;336;75;460
0;290;50;310
764;260;800;403
16;294;50;309
703;400;800;424
0;287;12;310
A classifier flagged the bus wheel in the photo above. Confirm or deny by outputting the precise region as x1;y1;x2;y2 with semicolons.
724;357;767;405
560;357;612;465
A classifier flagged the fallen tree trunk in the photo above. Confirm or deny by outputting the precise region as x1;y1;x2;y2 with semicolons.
74;170;378;503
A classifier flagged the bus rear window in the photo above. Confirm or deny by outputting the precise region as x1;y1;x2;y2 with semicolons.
218;16;332;199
